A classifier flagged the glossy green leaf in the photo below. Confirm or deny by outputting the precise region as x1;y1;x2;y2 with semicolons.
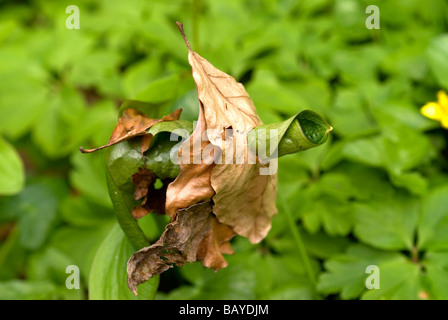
60;195;114;227
418;186;448;251
105;139;148;249
70;150;112;208
0;280;58;300
427;35;448;90
5;178;68;250
361;259;421;300
317;244;404;299
0;137;24;195
49;224;113;283
353;193;419;250
89;223;159;300
135;73;180;103
248;110;332;160
423;252;448;299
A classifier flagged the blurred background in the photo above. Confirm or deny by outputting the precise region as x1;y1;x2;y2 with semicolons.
1;0;448;300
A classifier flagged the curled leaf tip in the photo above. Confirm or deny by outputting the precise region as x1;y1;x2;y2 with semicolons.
248;109;332;159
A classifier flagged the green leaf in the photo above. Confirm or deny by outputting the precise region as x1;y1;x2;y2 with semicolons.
263;284;314;300
49;224;113;283
321;163;394;201
301;194;353;236
0;225;26;281
168;258;258;300
32;86;86;158
353;193;419;251
246;70;310;114
8;178;68;250
134;73;180;103
418;186;448;251
70;151;111;208
145;132;182;180
27;247;72;282
66;49;122;96
342;127;433;195
145;121;193;180
0;47;48;139
317;244;403;299
423;251;448;299
146;119;193;139
104;120;193;247
122;57;165;98
300;230;351;260
361;259;421;300
328;88;378;138
389;171;428;196
27;247;83;300
118;99;167;119
105;140;148;249
426;35;448;90
60;195;114;227
0;280;58;300
0;137;24;195
89;223;158;300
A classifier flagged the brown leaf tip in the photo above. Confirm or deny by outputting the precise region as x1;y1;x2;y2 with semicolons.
176;21;192;51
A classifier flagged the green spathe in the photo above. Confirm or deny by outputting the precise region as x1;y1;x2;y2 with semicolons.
247;110;333;160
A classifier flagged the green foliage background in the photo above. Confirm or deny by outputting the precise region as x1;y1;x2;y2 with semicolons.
1;0;448;300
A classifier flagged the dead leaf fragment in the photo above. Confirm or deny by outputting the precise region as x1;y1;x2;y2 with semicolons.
80;108;182;153
131;167;173;219
127;201;234;295
165;104;216;219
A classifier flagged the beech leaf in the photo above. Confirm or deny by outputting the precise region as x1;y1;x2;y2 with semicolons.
167;22;278;244
80;107;181;153
96;23;332;295
127;201;234;295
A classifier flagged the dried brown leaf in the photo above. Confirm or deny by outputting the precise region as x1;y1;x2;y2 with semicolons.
127;201;234;295
127;24;279;294
80;108;182;153
165;105;216;219
176;22;278;244
131;167;173;219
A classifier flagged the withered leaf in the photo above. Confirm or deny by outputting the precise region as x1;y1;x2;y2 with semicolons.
165;105;216;220
127;23;279;294
174;22;278;244
131;167;173;219
80;108;182;153
127;201;234;295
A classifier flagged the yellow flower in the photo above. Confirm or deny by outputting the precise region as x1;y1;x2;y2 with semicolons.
420;90;448;128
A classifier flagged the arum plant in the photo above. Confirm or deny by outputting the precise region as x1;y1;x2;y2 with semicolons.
81;22;332;295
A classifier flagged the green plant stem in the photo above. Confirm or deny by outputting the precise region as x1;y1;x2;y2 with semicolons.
280;201;317;287
105;169;148;250
0;224;18;268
